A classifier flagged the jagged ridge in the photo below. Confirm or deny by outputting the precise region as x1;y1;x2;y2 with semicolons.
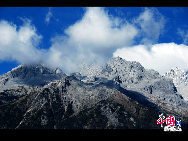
0;57;188;129
0;64;66;91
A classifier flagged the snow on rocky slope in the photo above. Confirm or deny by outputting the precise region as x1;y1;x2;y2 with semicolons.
0;57;188;129
164;67;188;101
78;57;187;108
0;64;66;92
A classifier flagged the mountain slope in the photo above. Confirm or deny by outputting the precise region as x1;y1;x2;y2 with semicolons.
78;57;186;108
0;57;188;129
0;64;66;91
164;67;188;101
1;75;187;129
164;67;188;87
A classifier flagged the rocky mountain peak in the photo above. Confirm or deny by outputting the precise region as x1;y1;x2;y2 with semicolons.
0;58;188;129
164;67;188;87
164;67;188;101
79;63;103;77
100;57;161;86
0;63;66;91
107;57;144;71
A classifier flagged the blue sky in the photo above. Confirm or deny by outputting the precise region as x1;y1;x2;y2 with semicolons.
0;7;187;75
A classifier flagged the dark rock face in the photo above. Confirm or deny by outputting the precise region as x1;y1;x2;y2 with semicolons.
0;76;187;129
0;77;162;129
0;57;188;129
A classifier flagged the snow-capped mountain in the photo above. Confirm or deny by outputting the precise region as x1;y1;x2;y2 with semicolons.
0;64;66;91
78;57;185;107
0;57;188;129
164;67;188;87
79;63;103;77
164;67;188;101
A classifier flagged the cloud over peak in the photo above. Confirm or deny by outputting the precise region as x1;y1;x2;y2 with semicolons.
46;7;138;72
0;7;187;75
113;43;188;74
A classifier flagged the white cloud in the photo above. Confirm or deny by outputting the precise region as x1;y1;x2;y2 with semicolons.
113;43;188;74
45;8;53;24
65;7;137;48
135;8;165;44
46;7;168;73
0;20;44;64
0;7;187;75
46;7;138;72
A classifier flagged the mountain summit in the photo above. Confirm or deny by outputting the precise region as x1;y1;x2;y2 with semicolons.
78;57;185;107
164;67;188;87
0;64;66;91
164;67;188;101
0;57;188;129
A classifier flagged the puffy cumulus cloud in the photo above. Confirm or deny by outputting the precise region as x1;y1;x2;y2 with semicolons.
46;35;111;73
0;20;44;64
65;7;138;48
135;8;165;44
113;43;188;74
1;7;187;75
46;7;138;72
